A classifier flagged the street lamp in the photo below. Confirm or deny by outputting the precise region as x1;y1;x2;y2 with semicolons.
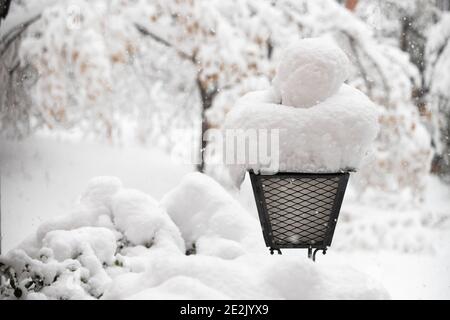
249;171;350;261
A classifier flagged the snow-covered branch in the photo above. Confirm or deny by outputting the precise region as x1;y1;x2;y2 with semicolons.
134;23;194;62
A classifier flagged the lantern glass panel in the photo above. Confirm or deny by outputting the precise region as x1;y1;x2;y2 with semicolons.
260;176;339;247
250;172;349;251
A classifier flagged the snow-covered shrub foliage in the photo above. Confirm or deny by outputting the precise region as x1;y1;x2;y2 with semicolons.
15;1;140;139
0;174;389;300
0;0;200;146
135;0;271;92
355;0;438;67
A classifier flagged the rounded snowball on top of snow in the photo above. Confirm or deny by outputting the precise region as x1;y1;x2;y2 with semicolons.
273;38;351;108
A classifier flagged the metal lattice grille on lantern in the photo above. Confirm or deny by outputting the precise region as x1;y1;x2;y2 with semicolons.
249;171;350;260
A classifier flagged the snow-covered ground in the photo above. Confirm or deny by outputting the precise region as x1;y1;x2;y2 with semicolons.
1;134;449;299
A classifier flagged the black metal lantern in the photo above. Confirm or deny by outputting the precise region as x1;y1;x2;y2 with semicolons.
249;171;350;261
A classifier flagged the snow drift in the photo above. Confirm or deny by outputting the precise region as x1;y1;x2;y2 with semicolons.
223;38;379;187
0;173;389;300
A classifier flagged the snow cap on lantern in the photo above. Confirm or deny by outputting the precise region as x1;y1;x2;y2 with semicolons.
223;37;379;188
273;38;351;108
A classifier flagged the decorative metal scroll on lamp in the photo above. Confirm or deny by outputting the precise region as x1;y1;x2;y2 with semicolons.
249;171;350;261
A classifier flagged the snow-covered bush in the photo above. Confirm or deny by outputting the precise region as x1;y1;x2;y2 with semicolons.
161;173;262;258
15;1;142;139
0;174;389;300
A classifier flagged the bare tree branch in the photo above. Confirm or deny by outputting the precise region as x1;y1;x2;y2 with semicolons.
134;23;194;62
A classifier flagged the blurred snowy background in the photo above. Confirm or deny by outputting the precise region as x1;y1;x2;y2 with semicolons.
1;0;450;299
